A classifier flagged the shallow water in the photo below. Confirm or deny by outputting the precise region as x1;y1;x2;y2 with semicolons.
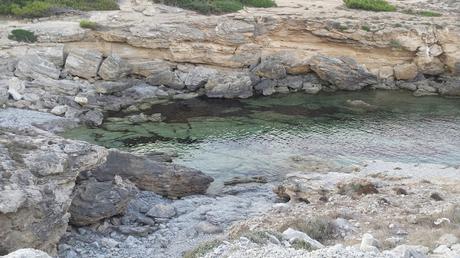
64;90;460;184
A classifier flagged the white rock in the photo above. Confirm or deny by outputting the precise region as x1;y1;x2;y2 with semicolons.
360;233;380;252
282;228;324;250
438;234;459;247
433;245;452;255
390;244;428;258
74;96;88;105
1;248;52;258
51;105;68;115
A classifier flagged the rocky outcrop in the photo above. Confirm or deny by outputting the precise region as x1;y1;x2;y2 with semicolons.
0;127;108;255
90;150;214;198
205;72;253;99
1;248;52;258
69;176;137;226
98;55;131;81
309;55;377;90
64;49;103;79
14;54;60;80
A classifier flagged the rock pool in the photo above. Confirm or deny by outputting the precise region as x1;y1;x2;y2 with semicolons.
64;90;460;187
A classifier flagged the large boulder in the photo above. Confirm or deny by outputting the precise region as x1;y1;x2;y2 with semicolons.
146;69;185;90
14;54;60;80
253;59;287;80
64;49;103;79
98;55;132;81
205;72;253;99
309;55;377;90
69;176;137;226
393;63;418;80
185;66;218;91
90;150;214;198
27;45;65;68
0;127;107;255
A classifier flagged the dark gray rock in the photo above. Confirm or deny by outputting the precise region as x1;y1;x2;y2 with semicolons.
185;66;217;91
69;177;137;226
254;79;276;96
433;76;460;96
253;60;286;80
90;150;214;198
309;55;377;90
146;69;184;90
80;109;104;127
277;75;304;90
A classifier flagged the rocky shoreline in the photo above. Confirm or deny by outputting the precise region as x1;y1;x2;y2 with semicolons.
1;0;460;257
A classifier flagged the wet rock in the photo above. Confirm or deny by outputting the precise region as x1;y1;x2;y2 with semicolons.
1;249;52;258
69;176;137;226
14;54;60;80
65;49;103;79
91;150;214;198
277;75;303;90
195;221;223;234
126;113;162;123
302;82;322;94
345;99;376;110
435;76;460;96
430;192;443;201
146;69;184;90
146;204;176;218
394;63;418;80
224;176;268;186
205;72;253;99
185;66;218;91
282;228;324;250
309;55;377;90
0;127;107;254
80;110;104;127
98;55;132;81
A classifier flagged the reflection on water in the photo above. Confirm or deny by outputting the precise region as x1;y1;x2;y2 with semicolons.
64;90;460;182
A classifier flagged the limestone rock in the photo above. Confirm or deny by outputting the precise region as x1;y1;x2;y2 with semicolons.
360;233;380;252
253;60;286;79
95;80;134;94
80;109;104;127
90;150;214;198
128;59;173;77
185;66;218;91
195;221;223;234
65;49;103;79
146;69;184;90
98;55;132;81
146;204;176;218
302;82;322;94
27;77;81;96
433;76;460;96
69;176;137;226
254;79;276;96
14;54;60;80
394;63;418;80
27;45;65;68
0;127;108;254
1;248;52;258
205;72;253;99
309;55;377;90
282;228;324;250
0;82;8;105
277;75;304;90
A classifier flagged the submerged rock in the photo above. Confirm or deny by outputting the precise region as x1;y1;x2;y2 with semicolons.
90;150;214;198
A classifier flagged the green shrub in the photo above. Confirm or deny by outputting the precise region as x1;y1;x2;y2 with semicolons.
153;0;275;14
0;0;119;17
417;10;442;17
8;29;37;43
80;19;98;29
361;25;370;31
343;0;396;12
183;240;222;258
389;39;402;48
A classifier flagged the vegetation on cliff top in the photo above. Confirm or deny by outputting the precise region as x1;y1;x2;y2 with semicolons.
0;0;119;17
8;29;37;42
343;0;396;12
153;0;276;14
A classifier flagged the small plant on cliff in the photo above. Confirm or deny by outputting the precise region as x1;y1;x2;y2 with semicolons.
343;0;396;12
8;29;37;43
80;20;98;29
153;0;275;14
183;239;222;258
389;39;402;49
418;10;442;17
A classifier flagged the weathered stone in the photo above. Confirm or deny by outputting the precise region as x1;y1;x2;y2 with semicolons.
434;76;460;96
50;105;68;115
185;66;218;91
27;77;81;96
361;233;380;252
0;81;8;105
146;204;176;218
205;72;253;99
414;56;445;75
254;79;276;96
302;82;322;94
65;49;103;79
195;221;223;234
309;55;377;90
90;150;214;198
282;228;324;250
95;80;134;94
69;176;137;226
80;109;104;127
127;59;173;77
0;127;107;255
98;55;132;81
27;45;65;68
14;54;60;80
253;60;286;79
277;75;304;90
7;77;25;100
394;63;418;80
147;69;184;90
1;248;52;258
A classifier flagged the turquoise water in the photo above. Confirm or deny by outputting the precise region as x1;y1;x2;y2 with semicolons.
64;90;460;182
